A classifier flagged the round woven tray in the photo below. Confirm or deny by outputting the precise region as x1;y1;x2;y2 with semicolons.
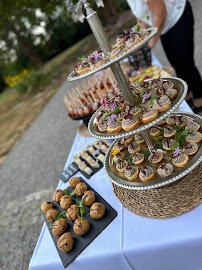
113;162;202;219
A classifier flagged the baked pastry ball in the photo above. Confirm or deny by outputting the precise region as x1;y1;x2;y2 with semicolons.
149;126;161;137
122;114;140;131
73;217;90;235
53;189;64;203
183;142;199;155
66;204;80;221
41;201;54;213
172;153;189;167
69;177;80;188
52;218;67;236
163;138;176;151
176;115;189;127
153;95;171;112
122;135;134;144
186;119;200;131
148;151;164;164
164;126;176;138
139;166;155;181
166;115;177;125
134;133;144;144
46;209;60;223
113;141;125;151
128;142;141;154
60;195;72;210
132;152;145;164
57;232;74;252
82;190;95;206
124;165;139;181
116;159;128;173
75;182;87;196
157;163;173;177
90;202;105;219
140;108;158;124
113;151;126;162
107;120;122;133
186;131;202;143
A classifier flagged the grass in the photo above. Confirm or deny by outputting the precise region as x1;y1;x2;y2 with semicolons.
0;10;135;164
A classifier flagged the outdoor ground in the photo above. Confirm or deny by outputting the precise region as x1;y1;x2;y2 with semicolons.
0;1;201;269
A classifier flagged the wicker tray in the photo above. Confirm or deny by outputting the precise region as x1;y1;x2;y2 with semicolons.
113;162;202;218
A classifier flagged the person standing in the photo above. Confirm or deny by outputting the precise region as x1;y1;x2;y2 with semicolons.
127;0;202;113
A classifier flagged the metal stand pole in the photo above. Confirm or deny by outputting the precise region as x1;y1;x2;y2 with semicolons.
84;2;136;105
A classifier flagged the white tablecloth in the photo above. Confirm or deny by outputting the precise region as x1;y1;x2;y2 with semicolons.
29;55;202;270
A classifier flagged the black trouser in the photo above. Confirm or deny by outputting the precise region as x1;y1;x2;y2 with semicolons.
161;1;202;99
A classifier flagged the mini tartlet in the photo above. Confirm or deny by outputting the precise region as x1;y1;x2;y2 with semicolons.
186;131;202;143
122;135;134;144
139;166;155;181
166;115;177;125
176;115;189;127
164;126;176;138
172;152;189;167
153;95;171;112
128;142;141;154
116;159;128;172
140;108;158;124
124;165;139;181
163;138;176;151
134;133;144;143
157;163;173;177
132;152;145;164
183;142;199;155
122;114;140;131
149;126;161;137
148;151;164;164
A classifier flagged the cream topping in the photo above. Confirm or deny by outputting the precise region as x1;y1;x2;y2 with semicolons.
125;105;140;115
164;126;175;134
161;80;174;90
134;133;144;142
166;115;177;124
148;151;162;162
122;114;138;127
128;142;139;152
124;166;137;177
132;152;144;162
153;95;171;108
151;78;163;88
141;108;157;119
186;121;200;131
157;163;173;177
113;152;125;162
149;126;160;133
176;115;189;126
98;120;108;132
172;153;187;163
139;166;154;178
109;47;124;60
163;138;175;149
186;131;201;141
116;159;127;169
108;120;122;129
183;142;198;154
113;141;125;150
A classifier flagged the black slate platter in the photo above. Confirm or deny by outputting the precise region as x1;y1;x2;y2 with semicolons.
41;178;117;268
59;148;104;182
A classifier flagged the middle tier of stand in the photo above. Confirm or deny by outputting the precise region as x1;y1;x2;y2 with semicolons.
88;77;188;139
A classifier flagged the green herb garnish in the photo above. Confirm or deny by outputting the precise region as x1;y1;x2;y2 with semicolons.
48;210;67;229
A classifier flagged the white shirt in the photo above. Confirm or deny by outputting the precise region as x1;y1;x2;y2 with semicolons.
126;0;186;34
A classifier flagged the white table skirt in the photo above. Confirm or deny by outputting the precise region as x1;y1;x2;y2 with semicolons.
29;55;202;270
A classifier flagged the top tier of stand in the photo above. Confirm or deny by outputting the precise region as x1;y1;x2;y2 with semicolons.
67;28;158;82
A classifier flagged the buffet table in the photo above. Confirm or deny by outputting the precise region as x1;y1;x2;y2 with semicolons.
29;50;202;270
29;99;202;270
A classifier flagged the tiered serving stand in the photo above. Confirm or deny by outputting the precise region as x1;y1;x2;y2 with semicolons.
66;0;202;218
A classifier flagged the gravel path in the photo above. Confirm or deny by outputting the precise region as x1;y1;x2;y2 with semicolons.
0;1;201;269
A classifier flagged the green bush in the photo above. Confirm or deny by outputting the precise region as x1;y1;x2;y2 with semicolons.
15;71;54;95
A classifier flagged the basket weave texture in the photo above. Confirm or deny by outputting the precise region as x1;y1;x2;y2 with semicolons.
112;162;202;219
